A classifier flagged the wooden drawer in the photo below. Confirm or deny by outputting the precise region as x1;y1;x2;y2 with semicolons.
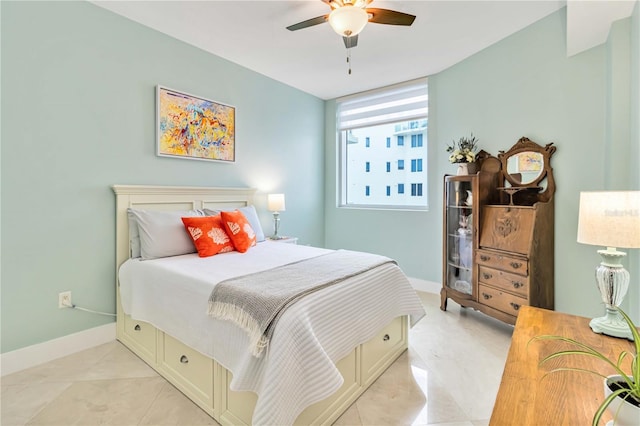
476;249;528;276
478;284;528;317
361;316;406;385
478;265;529;297
158;333;215;414
122;314;157;364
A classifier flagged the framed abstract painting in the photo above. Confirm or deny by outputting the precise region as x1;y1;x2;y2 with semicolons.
156;86;236;163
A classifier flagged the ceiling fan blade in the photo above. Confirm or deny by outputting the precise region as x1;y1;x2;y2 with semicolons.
286;15;328;31
343;35;358;49
366;8;416;26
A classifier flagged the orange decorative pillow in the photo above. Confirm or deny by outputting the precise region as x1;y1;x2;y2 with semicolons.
181;215;235;257
220;210;257;253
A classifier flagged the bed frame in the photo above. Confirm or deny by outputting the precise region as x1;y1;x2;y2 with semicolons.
113;184;408;425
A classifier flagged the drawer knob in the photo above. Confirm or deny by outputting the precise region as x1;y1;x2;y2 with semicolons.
383;334;390;342
510;302;521;311
134;324;141;331
480;255;490;262
482;293;492;300
180;355;189;364
512;281;523;289
482;273;492;280
510;262;523;269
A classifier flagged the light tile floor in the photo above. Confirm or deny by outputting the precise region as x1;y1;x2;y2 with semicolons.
1;292;514;425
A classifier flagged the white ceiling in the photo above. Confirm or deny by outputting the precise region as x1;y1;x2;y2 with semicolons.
92;0;635;100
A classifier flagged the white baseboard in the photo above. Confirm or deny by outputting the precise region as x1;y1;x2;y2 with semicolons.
1;322;116;376
408;277;441;294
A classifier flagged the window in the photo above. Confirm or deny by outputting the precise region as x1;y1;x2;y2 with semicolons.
337;78;428;209
411;183;423;196
365;161;370;172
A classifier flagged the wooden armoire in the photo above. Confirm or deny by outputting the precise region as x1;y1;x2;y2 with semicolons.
441;137;556;325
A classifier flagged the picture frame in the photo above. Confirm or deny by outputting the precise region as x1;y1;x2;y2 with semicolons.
156;85;236;163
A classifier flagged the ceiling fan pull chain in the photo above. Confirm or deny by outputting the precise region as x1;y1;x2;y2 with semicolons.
347;48;352;75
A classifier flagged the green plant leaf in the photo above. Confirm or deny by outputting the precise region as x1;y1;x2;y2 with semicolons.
541;366;609;380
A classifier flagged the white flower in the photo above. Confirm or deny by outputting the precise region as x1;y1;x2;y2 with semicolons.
446;134;479;163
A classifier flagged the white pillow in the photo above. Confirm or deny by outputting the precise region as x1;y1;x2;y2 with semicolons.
204;205;265;242
127;209;204;260
127;209;142;258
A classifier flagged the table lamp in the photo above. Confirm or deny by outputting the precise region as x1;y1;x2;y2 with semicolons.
577;191;640;340
267;193;286;240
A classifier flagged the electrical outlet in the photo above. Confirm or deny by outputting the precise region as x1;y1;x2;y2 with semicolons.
58;291;72;309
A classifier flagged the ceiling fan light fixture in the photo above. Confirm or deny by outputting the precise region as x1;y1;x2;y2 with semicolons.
328;6;368;37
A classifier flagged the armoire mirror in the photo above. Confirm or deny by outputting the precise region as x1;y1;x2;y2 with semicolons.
497;137;556;205
505;152;544;184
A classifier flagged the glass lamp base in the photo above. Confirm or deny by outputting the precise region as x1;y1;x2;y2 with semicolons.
590;308;634;341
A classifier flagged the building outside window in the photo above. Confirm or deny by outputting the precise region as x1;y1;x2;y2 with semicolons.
411;158;423;172
337;78;428;209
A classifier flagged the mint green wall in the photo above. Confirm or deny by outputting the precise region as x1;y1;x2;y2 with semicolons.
2;1;637;355
325;7;638;320
1;2;325;353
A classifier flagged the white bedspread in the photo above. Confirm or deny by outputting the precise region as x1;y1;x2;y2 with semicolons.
119;242;425;425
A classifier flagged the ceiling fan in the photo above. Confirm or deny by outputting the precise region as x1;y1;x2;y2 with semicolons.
286;0;416;49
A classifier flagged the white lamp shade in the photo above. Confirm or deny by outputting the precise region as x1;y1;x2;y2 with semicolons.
577;191;640;249
267;193;286;212
328;6;368;37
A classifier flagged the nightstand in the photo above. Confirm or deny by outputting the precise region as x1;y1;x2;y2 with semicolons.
267;236;298;244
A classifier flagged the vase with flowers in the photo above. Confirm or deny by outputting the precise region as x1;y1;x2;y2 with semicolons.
447;134;479;175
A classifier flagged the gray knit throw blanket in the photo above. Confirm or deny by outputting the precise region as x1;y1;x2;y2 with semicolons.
207;250;395;357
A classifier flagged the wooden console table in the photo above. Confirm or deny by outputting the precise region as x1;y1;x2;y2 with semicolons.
490;305;635;425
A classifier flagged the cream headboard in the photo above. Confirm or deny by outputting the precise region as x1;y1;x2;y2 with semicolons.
112;184;256;271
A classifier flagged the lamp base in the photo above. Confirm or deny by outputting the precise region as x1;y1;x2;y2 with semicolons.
590;308;634;341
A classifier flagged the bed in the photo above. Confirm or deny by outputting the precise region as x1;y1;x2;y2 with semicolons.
113;184;425;425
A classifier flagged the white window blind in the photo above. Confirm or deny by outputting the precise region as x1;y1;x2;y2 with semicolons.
337;78;428;131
